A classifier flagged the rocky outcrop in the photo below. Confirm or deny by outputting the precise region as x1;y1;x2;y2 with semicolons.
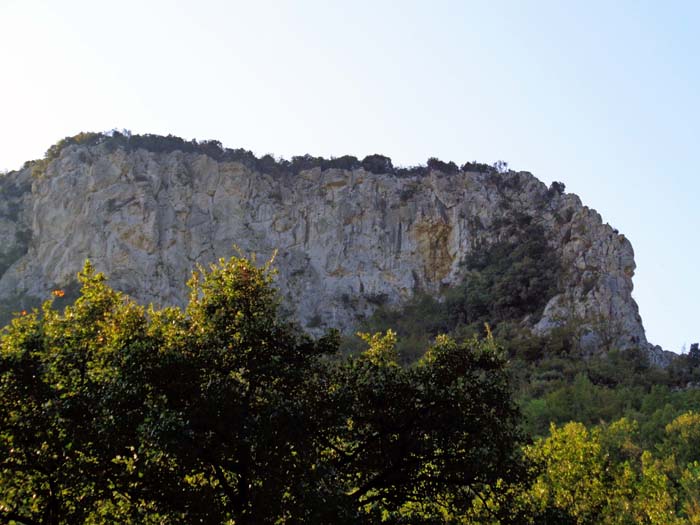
0;140;670;363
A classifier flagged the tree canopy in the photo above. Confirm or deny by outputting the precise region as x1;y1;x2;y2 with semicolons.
0;256;526;524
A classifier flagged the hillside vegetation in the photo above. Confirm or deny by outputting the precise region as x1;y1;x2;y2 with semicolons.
2;256;700;524
23;130;495;179
2;132;698;523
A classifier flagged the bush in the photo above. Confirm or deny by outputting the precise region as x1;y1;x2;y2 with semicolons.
548;181;566;196
445;223;561;328
326;155;361;171
461;161;493;173
427;157;459;174
361;153;394;174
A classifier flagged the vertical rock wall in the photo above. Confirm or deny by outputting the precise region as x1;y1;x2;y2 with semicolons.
0;143;665;361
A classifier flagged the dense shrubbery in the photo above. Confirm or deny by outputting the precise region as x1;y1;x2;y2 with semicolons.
342;259;700;523
520;416;700;524
358;276;700;447
548;181;566;196
445;222;560;328
462;161;495;173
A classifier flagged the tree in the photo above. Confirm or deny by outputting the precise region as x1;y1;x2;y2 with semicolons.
427;157;459;174
525;420;683;525
689;343;700;367
0;262;167;525
144;256;340;524
662;412;700;468
307;332;528;523
361;154;394;174
1;256;527;524
527;422;607;523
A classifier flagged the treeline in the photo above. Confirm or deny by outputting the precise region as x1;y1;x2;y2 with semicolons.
24;130;497;178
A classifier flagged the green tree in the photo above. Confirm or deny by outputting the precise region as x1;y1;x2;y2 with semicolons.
1;256;527;524
311;333;528;523
663;412;700;469
0;263;167;524
679;462;700;524
525;419;684;525
527;422;607;523
146;256;340;524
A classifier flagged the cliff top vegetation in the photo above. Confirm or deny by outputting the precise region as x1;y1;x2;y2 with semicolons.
23;130;503;178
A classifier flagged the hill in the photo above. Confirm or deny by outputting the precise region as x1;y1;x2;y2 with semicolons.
0;132;671;365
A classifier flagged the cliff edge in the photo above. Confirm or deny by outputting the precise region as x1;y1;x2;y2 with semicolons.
0;134;671;365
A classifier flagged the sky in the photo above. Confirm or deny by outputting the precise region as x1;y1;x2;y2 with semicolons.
0;0;698;352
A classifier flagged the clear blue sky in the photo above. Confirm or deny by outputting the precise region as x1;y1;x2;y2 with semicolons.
1;0;698;352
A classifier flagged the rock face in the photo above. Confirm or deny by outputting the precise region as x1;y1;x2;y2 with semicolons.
0;141;669;363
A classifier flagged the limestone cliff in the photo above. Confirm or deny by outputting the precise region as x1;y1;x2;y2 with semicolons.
0;136;669;364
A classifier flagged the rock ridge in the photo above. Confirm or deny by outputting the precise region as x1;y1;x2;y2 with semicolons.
0;138;671;365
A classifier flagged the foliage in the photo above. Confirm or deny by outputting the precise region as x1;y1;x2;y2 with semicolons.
0;262;165;524
333;227;700;523
25;131;502;182
445;222;560;328
353;292;453;364
0;256;527;524
26;132;103;178
523;420;685;525
3;256;700;523
361;154;394;174
348;219;561;363
461;161;494;173
548;181;566;196
321;333;528;523
44;132;103;162
427;157;459;174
